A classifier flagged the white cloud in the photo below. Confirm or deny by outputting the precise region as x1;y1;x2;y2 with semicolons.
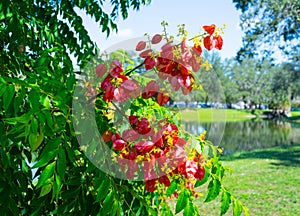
112;28;133;38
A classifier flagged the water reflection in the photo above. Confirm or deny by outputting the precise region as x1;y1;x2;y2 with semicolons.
182;120;300;154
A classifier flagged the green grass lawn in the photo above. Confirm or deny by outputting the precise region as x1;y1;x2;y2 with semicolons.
179;108;256;122
193;144;300;216
289;112;300;123
179;108;300;123
291;112;300;117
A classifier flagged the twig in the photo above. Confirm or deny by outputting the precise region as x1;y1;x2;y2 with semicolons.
124;62;145;76
111;101;128;120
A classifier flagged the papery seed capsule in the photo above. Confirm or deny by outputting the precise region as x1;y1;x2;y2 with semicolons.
136;41;146;51
151;34;162;44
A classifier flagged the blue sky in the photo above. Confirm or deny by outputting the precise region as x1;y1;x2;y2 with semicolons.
78;0;243;59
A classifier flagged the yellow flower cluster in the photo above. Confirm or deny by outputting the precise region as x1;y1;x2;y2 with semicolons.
202;60;213;71
215;23;227;36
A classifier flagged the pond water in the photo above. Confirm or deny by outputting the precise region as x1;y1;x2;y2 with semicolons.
182;120;300;154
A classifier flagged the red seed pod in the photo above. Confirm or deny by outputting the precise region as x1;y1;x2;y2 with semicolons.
118;157;127;171
170;76;180;91
185;160;198;178
157;72;169;81
189;56;201;72
114;87;128;102
203;35;214;51
175;137;186;147
194;166;205;180
142;80;159;99
181;38;189;53
136;41;146;51
180;64;190;76
121;80;140;99
112;139;126;151
151;34;162;44
144;56;156;70
177;162;187;177
145;179;157;192
157;90;169;106
103;85;115;102
214;35;223;50
101;130;112;143
135;140;155;153
100;75;112;90
128;151;138;160
203;24;216;35
136;118;151;135
129;116;139;126
161;42;173;51
109;60;123;77
192;44;202;56
153;132;164;148
122;129;140;142
96;63;107;78
181;85;193;95
111;133;121;142
126;161;138;179
139;49;152;58
158;175;171;187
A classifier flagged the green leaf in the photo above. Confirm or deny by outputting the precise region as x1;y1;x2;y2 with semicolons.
183;201;194;216
61;187;80;200
41;94;50;109
191;136;202;154
38;53;50;67
36;161;55;189
3;84;15;112
57;148;66;179
5;114;31;124
42;109;53;128
101;191;114;215
205;178;221;202
111;200;118;216
29;89;40;112
31;131;44;152
96;177;110;202
160;202;173;216
176;189;188;214
0;83;6;98
39;183;52;197
52;174;62;201
166;180;177;197
29;133;38;150
220;190;231;215
146;207;158;216
242;205;250;216
55;174;62;191
14;88;26;114
30;117;38;134
33;138;60;168
233;199;243;216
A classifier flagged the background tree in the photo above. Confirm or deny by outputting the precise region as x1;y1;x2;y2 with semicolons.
220;59;240;107
269;62;300;111
198;51;226;105
233;0;300;62
229;58;274;108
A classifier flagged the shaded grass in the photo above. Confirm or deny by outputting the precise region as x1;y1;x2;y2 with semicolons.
179;108;256;122
193;145;300;215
